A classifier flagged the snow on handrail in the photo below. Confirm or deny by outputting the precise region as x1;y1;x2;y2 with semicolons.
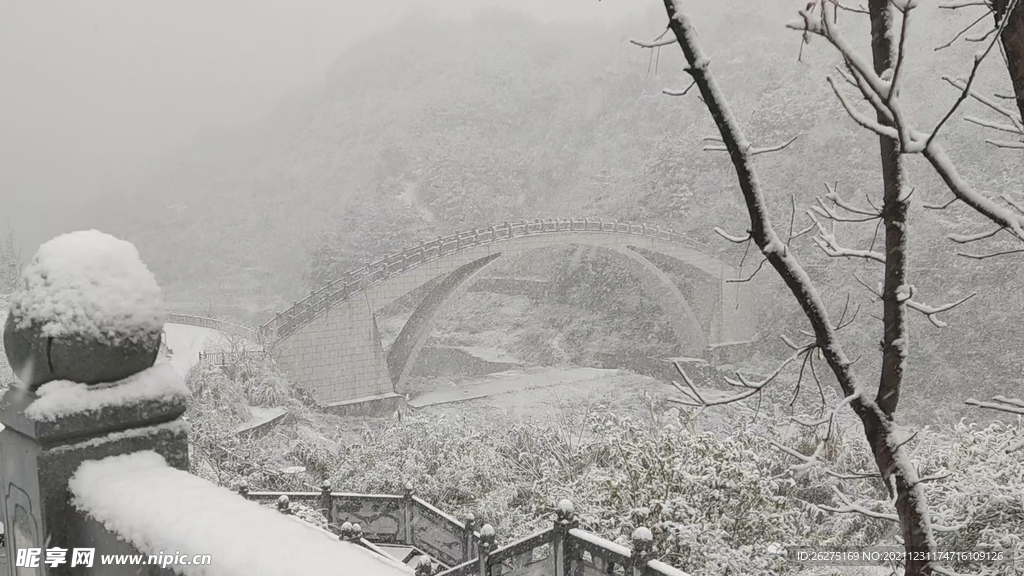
69;452;413;576
260;217;714;342
165;313;262;344
412;495;467;530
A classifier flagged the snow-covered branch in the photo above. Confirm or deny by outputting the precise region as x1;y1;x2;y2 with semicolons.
827;76;900;138
964;114;1022;133
702;135;799;155
657;3;958;566
630;28;678;49
941;75;1024;129
905;292;976;327
965;395;1024;415
946;227;1004;243
792;0;1024;255
819;486;900;522
938;0;992;8
807;211;886;262
928;0;1019;147
669;345;810;407
713;226;751;243
752;135;800;155
921;143;1024;240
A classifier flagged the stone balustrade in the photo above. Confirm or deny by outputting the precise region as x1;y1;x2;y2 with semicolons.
247;486;694;576
0;231;701;576
0;230;413;576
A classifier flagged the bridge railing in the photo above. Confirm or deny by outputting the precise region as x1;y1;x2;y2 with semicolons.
198;350;269;367
165;313;263;344
260;218;716;343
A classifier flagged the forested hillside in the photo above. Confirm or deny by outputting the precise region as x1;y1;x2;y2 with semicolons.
86;1;1024;421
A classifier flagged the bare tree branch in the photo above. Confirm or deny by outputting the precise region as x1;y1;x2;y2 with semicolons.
727;258;768;283
957;246;1024;259
935;10;993;51
827;0;871;14
1002;193;1024;214
923;196;959;210
663;81;696;96
938;0;992;8
987;138;1024;147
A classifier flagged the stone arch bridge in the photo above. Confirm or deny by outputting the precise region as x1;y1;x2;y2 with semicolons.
247;218;758;407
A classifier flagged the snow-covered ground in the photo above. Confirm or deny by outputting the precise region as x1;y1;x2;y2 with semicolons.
161;322;258;378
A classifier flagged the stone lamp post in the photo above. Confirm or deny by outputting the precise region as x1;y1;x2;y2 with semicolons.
0;230;190;576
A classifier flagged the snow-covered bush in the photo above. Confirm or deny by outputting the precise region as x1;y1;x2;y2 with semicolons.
184;357;1022;576
912;421;1024;574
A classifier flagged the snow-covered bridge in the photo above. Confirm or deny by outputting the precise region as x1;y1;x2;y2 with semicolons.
256;219;759;408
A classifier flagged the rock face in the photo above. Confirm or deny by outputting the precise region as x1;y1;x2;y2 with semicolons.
3;230;165;390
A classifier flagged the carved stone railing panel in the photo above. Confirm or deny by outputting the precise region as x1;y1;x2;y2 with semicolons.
487;529;554;576
330;494;405;543
568;529;631;575
410;497;467;567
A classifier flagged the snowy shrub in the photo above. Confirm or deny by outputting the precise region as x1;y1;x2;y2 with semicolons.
184;357;1022;576
912;421;1024;574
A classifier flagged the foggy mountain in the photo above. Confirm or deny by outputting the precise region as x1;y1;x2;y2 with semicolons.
7;2;1021;420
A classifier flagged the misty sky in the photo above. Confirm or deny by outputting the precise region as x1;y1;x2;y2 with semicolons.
0;0;643;251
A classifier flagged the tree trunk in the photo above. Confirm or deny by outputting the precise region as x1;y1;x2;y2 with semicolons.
655;3;938;575
868;0;910;419
865;4;934;574
993;0;1024;123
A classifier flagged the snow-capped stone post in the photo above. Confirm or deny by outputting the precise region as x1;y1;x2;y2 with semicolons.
319;479;334;527
0;230;190;575
338;521;364;544
276;495;292;515
629;527;654;575
402;481;415;544
462;512;477;563
551;499;579;576
475;524;495;576
339;521;355;541
237;479;250;499
414;555;433;576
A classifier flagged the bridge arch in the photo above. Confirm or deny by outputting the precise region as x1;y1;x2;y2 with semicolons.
260;219;758;406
